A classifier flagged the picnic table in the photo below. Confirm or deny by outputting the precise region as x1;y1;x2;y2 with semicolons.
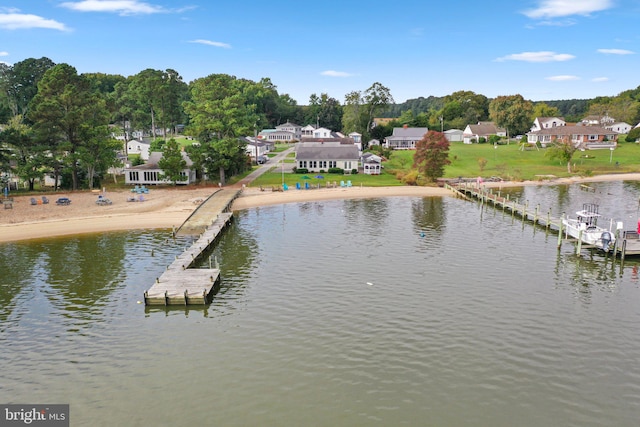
55;197;71;206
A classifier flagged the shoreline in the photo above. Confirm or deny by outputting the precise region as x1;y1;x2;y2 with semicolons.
2;173;640;243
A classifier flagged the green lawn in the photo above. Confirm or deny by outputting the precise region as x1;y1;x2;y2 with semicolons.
249;171;402;188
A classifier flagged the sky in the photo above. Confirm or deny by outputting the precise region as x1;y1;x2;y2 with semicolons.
1;0;639;105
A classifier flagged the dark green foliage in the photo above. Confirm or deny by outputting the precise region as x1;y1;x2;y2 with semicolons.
328;167;343;174
626;127;640;142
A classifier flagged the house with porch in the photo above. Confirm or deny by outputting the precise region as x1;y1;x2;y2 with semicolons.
384;126;429;149
124;151;195;185
258;129;296;143
276;122;302;140
526;125;618;149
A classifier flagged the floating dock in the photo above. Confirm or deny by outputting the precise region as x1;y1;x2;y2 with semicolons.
144;188;241;306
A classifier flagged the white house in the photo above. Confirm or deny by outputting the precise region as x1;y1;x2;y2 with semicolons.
126;139;151;160
606;122;632;134
530;117;566;132
384;126;429;149
526;125;618;149
462;122;506;144
124;151;195;185
244;137;269;159
276;122;302;140
295;141;360;172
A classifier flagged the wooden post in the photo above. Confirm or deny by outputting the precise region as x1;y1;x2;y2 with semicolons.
576;228;583;255
557;214;564;249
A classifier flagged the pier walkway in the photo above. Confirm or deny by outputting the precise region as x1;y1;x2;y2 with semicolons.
144;188;241;306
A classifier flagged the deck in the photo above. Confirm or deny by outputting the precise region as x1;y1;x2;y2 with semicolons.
144;188;241;306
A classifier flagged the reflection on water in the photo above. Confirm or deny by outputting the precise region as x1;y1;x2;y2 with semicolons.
1;183;640;426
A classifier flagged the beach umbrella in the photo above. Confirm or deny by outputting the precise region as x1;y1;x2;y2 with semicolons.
315;175;324;179
301;175;311;179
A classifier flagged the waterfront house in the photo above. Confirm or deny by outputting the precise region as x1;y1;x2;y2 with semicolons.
462;122;506;144
384;126;429;149
295;141;360;172
124;151;195;185
530;117;566;132
526;125;618;149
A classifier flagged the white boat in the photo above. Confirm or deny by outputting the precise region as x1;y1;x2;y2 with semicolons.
562;203;615;252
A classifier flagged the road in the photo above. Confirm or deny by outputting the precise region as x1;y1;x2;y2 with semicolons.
236;146;296;187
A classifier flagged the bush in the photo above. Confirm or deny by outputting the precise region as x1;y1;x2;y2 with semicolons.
478;137;487;144
351;169;358;174
328;167;344;174
296;168;309;174
402;170;418;185
488;134;501;145
625;127;640;142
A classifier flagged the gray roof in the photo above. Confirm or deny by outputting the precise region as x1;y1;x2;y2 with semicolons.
390;127;429;138
296;145;360;161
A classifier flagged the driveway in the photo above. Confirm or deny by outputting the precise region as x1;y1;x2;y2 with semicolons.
236;146;296;187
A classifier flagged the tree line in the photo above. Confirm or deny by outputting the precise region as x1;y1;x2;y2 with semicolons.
1;57;638;190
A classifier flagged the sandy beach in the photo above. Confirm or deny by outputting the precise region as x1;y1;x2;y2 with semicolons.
2;173;639;243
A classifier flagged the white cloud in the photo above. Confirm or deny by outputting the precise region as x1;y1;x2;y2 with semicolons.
495;51;575;62
546;75;580;81
597;48;635;55
0;12;69;30
0;51;8;56
320;70;353;77
189;39;231;49
524;0;614;19
60;0;166;16
592;77;609;82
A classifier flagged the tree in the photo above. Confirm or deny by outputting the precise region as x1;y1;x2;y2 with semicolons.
363;82;394;135
0;115;45;191
183;74;258;184
341;90;365;134
28;63;106;190
489;94;534;137
2;57;55;117
546;140;578;173
158;138;186;185
532;102;561;119
413;130;451;182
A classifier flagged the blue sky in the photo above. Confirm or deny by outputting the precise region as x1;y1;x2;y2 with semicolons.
1;0;639;104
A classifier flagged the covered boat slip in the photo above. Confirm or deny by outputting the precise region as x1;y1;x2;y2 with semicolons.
144;188;240;306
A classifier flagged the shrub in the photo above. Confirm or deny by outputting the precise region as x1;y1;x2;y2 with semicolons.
351;169;358;174
626;127;640;142
296;168;309;174
402;170;419;185
328;167;344;174
478;137;487;144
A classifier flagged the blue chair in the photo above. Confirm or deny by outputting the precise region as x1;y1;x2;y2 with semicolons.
347;180;352;187
305;182;310;190
283;183;289;191
296;182;301;190
340;180;346;187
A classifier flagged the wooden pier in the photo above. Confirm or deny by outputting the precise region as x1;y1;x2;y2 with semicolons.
144;188;241;306
447;183;639;261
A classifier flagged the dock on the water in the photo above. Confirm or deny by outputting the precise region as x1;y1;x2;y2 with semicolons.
447;182;639;261
144;188;241;306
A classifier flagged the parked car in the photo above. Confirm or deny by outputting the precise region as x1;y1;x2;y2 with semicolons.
257;156;268;164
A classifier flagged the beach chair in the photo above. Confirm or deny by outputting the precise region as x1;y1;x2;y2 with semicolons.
283;183;289;191
30;197;38;205
340;180;346;187
138;195;145;202
42;196;49;204
347;180;352;187
305;182;310;190
296;182;301;190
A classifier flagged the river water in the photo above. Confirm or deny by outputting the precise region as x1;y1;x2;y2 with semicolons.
1;181;640;426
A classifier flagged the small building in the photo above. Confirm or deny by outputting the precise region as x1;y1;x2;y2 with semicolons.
276;122;302;140
126;139;151;160
361;153;382;175
384;126;429;149
258;129;296;143
443;129;464;142
243;137;269;159
124;151;195;185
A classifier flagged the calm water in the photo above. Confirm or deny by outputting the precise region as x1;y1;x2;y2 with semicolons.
1;182;640;426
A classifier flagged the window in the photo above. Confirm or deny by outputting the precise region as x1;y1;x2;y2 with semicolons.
129;171;139;181
588;134;598;141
